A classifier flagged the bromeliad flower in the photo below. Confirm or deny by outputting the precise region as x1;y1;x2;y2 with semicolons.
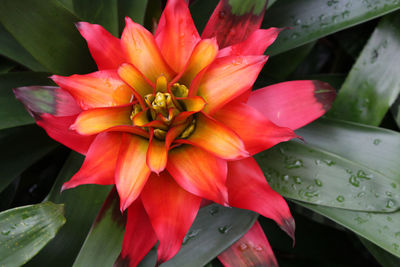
14;0;336;265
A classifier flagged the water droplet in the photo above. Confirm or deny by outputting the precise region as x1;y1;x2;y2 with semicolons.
386;191;393;197
305;191;319;198
392;243;399;251
314;159;321;165
387;216;393;222
391;183;397;189
346;169;353;174
21;214;29;220
355;216;368;224
293;176;302;184
218;225;232;234
290;33;300;39
238;243;248;251
282;174;290;182
386;199;395;209
357;170;373;179
357;192;366;198
375;193;380;198
209;206;219;216
373;139;381;145
323;159;336;166
218;11;226;19
349;175;360;187
1;230;10;236
307;185;314;190
254;245;263;252
285;159;303;169
336;195;345;202
315;179;323;187
294;19;301;25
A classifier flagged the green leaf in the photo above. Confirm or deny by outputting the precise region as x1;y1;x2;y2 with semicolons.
0;202;66;267
298;202;400;257
162;205;257;267
392;95;400;128
0;24;45;71
0;72;52;130
0;57;17;73
26;152;111;267
73;189;124;267
0;0;96;75
73;0;119;36
256;117;400;211
263;0;400;55
118;0;149;29
360;238;400;266
0;125;58;193
293;118;400;256
328;13;400;125
227;0;267;16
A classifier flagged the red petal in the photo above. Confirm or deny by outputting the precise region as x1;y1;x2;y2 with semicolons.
213;102;296;155
247;80;336;130
227;157;295;240
202;0;267;48
37;114;94;155
62;132;121;190
116;134;151;212
179;38;218;87
155;0;200;73
218;28;282;57
167;145;228;205
76;22;125;70
13;86;81;117
218;221;278;267
51;70;133;110
175;112;248;160
117;199;157;267
141;172;202;263
121;17;174;83
197;55;267;114
146;130;168;174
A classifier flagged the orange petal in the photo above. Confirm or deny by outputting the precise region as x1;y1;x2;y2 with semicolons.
179;38;218;86
132;109;168;130
172;96;206;126
121;17;174;83
213;102;296;155
197;55;267;114
104;125;149;139
71;106;132;135
175;112;248;160
141;172;202;263
62;132;122;190
116;134;151;211
155;0;200;73
146;130;168;174
51;70;133;110
118;63;154;98
167;145;228;205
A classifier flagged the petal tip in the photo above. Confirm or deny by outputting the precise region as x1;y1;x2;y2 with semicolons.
280;217;296;245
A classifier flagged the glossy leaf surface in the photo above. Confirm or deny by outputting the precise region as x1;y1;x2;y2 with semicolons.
26;152;111;267
0;125;57;193
263;0;400;55
73;189;125;267
328;13;400;125
0;202;65;267
360;238;400;266
0;0;96;75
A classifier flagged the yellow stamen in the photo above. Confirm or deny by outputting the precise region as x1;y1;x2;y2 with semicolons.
156;75;168;93
154;129;167;140
180;119;196;138
171;83;189;98
130;104;142;121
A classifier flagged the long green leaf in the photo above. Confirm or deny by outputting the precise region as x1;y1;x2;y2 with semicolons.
0;202;66;267
0;72;52;130
162;205;257;267
73;189;124;267
26;152;111;267
73;0;119;36
263;0;400;55
328;13;400;125
255;129;400;211
360;238;400;266
0;0;96;75
299;202;400;257
0;125;58;193
294;118;400;256
0;24;45;71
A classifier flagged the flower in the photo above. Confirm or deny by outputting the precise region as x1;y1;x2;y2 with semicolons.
14;0;335;265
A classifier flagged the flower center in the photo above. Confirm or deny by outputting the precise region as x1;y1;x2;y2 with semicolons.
130;76;198;141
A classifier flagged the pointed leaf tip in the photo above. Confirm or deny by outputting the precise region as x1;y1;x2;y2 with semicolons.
281;217;296;246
